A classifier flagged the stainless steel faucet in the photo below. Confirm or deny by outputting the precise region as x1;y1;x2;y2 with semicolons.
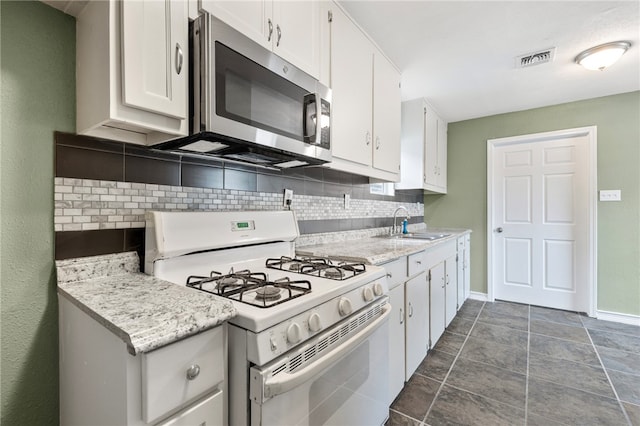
391;206;411;235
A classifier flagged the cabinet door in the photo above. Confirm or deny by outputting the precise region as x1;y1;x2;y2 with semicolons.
330;7;373;167
405;271;429;380
430;262;446;346
388;285;405;405
121;0;188;119
457;237;466;308
272;1;321;78
424;104;439;189
372;51;401;174
464;234;471;300
445;254;458;327
200;0;271;49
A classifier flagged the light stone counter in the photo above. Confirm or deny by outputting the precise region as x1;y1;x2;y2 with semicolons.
56;252;237;355
297;228;471;265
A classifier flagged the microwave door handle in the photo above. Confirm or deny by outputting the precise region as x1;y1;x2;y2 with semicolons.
251;303;391;401
313;93;322;145
303;93;320;144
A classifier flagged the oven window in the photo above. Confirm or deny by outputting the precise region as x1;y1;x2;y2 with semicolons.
215;42;305;142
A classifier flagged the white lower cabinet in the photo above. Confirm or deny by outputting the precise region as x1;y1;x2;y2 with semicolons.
444;253;458;327
383;235;470;403
404;270;429;380
456;234;472;307
464;234;471;300
387;283;406;405
59;296;227;426
429;262;446;345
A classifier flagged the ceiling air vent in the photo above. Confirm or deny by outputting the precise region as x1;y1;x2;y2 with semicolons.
516;48;556;68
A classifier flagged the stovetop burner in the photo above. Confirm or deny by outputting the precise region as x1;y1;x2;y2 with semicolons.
266;256;366;280
186;268;311;308
255;285;281;301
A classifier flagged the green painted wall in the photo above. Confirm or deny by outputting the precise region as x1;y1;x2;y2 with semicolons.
425;91;640;316
1;2;75;424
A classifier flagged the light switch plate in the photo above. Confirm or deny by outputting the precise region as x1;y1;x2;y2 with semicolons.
599;190;621;201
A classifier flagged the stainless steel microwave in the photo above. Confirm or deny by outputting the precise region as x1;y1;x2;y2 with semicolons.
153;13;332;169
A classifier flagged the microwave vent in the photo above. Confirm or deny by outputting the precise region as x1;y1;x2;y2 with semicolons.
516;47;556;68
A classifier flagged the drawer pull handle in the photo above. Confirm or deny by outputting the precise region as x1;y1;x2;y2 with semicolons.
386;273;392;278
186;364;200;380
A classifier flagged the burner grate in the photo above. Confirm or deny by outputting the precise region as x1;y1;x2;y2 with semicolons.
266;256;366;280
186;268;311;308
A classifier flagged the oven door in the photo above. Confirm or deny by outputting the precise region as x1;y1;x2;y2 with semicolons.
249;300;390;426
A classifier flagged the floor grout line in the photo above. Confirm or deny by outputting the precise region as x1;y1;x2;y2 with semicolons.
585;323;634;426
420;301;486;424
390;300;639;426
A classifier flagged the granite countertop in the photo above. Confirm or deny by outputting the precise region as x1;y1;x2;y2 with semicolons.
56;252;237;355
297;228;471;265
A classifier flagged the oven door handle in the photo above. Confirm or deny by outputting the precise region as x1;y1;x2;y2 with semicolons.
251;304;391;402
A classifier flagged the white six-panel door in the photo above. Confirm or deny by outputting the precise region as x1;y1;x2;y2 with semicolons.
488;127;596;314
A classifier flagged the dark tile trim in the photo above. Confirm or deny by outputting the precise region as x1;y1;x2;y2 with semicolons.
55;132;428;202
55;229;145;269
297;216;424;235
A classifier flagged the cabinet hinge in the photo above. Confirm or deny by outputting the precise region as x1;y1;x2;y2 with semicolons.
328;10;333;22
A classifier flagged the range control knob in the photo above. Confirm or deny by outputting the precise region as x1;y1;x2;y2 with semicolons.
269;336;278;352
286;323;302;344
362;287;374;302
308;313;322;332
338;297;353;316
373;282;384;296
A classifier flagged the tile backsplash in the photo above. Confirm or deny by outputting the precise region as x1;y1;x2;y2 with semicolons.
54;132;424;260
54;177;423;231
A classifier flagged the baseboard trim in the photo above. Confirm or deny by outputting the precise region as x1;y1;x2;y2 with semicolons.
469;292;489;302
596;310;640;326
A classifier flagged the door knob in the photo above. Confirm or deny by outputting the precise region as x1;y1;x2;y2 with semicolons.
496;227;503;233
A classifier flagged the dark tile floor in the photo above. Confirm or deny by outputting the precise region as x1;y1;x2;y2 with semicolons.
388;299;640;426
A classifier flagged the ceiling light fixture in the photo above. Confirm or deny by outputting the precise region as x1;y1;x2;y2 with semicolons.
575;41;631;71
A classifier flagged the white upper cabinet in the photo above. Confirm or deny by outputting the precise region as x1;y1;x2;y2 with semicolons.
201;1;321;78
395;98;448;193
121;0;187;119
324;4;401;181
76;0;188;145
373;51;402;174
329;5;373;168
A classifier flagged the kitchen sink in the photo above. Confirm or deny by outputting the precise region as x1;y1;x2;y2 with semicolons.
380;232;451;241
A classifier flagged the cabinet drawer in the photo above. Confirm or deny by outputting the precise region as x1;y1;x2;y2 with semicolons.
382;257;407;289
158;389;223;426
142;326;224;423
407;251;427;277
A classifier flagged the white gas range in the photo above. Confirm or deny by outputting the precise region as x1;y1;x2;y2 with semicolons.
145;210;390;426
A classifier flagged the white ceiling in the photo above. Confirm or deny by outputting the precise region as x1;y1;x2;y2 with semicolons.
339;0;640;122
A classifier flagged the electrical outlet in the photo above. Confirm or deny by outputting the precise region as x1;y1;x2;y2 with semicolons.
344;193;350;209
599;190;621;201
283;189;293;208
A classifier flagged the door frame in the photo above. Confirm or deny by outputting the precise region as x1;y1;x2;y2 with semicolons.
487;126;598;316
